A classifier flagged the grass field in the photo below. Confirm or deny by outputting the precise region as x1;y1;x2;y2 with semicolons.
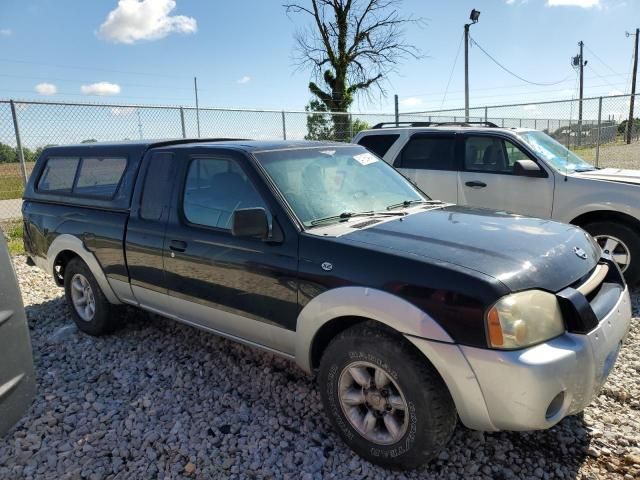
1;220;23;255
0;163;33;201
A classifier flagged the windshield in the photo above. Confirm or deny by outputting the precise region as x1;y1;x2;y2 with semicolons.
517;130;596;173
254;146;427;227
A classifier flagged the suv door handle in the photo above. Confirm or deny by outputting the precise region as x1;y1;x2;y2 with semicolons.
465;181;487;188
169;240;187;252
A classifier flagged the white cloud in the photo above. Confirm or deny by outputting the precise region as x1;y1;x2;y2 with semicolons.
607;89;624;96
0;28;12;36
400;97;423;107
98;0;197;44
110;106;136;116
35;83;57;95
523;104;538;111
237;75;251;85
546;0;600;8
80;82;121;96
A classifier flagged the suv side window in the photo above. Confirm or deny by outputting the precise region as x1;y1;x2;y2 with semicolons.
357;134;399;158
183;157;267;230
464;136;531;173
395;136;456;170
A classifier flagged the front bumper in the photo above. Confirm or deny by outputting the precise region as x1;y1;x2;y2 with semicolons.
407;286;632;432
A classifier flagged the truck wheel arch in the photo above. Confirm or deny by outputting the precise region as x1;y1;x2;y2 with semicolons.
294;286;453;373
47;234;121;305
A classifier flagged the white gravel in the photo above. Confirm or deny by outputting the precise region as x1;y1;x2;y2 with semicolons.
1;256;639;480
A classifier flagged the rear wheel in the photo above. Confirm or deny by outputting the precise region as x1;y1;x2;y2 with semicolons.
63;257;120;335
318;322;456;470
583;221;640;286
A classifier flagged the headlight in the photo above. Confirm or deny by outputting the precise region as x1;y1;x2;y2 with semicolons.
486;290;565;349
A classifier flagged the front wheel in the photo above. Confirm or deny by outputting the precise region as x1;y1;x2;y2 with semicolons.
318;323;456;470
583;221;640;286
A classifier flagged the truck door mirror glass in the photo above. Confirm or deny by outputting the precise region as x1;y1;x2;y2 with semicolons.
513;159;545;177
231;208;269;238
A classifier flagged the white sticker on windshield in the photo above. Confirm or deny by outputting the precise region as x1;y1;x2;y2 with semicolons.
353;152;378;166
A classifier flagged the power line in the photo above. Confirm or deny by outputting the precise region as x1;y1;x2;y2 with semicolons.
583;44;621;76
586;63;622;91
440;32;464;109
469;35;574;86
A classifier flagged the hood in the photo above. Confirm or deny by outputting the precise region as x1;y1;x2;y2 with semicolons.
338;205;599;292
573;168;640;185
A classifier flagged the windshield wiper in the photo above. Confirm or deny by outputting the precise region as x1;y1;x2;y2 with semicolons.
386;199;435;210
310;210;405;226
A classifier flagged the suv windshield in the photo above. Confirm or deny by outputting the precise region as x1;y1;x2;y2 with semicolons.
254;146;427;227
517;130;596;173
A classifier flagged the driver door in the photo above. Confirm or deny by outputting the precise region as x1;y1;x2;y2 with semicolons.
457;134;554;218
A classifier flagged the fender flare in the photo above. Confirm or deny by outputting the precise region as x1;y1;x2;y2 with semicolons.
47;234;121;304
294;286;452;373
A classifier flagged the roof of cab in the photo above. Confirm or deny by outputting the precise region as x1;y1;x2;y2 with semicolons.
41;138;351;157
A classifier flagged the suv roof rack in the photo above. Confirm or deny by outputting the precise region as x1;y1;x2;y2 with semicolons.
371;121;499;129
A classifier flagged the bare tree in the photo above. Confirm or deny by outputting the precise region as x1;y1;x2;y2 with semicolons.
285;0;421;138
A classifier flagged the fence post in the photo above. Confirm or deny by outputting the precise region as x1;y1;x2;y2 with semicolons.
281;111;287;140
179;107;186;138
10;100;28;187
595;96;602;167
484;106;488;123
349;114;354;139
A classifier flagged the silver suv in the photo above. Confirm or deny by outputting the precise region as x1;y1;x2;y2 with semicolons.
354;121;640;285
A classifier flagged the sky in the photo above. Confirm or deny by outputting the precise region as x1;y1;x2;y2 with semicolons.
0;0;638;115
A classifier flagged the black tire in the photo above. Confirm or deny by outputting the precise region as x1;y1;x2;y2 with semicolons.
63;257;120;335
318;322;456;470
583;221;640;286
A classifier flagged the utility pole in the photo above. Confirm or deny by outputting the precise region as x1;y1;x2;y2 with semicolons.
572;42;587;145
194;76;201;138
464;9;481;122
626;28;639;144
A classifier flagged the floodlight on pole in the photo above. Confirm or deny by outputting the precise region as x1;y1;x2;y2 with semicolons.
465;9;480;121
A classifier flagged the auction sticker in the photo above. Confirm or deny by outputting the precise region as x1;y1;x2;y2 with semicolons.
353;152;378;166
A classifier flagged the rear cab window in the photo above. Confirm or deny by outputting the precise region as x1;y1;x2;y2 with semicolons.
357;134;400;158
37;156;127;199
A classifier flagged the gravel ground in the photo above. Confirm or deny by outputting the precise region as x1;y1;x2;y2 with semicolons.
1;256;639;480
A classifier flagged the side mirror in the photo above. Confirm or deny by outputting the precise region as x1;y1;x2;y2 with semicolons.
231;208;269;238
513;159;546;177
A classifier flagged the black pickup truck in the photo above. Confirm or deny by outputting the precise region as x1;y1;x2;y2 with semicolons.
22;139;631;469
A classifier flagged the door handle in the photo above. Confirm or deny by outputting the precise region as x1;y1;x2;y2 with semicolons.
169;240;187;252
465;181;487;188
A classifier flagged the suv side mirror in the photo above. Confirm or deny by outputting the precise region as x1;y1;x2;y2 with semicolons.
513;159;546;178
231;208;269;239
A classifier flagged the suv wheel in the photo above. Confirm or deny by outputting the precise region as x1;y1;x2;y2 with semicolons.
64;257;120;335
318;322;456;470
583;221;640;286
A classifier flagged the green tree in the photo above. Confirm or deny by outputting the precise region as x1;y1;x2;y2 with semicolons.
285;0;420;140
305;100;335;140
617;118;640;136
0;143;17;163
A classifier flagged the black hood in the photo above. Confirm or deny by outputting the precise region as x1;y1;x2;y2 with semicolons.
338;205;599;292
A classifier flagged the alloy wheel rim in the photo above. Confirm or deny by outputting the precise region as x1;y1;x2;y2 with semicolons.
70;273;96;321
337;361;409;445
594;235;631;273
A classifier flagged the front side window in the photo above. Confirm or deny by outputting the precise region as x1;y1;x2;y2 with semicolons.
37;157;80;193
183;157;266;230
395;136;456;170
74;157;127;198
464;136;531;173
254;146;426;227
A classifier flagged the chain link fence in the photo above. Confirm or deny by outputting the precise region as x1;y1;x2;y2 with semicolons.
1;95;639;220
